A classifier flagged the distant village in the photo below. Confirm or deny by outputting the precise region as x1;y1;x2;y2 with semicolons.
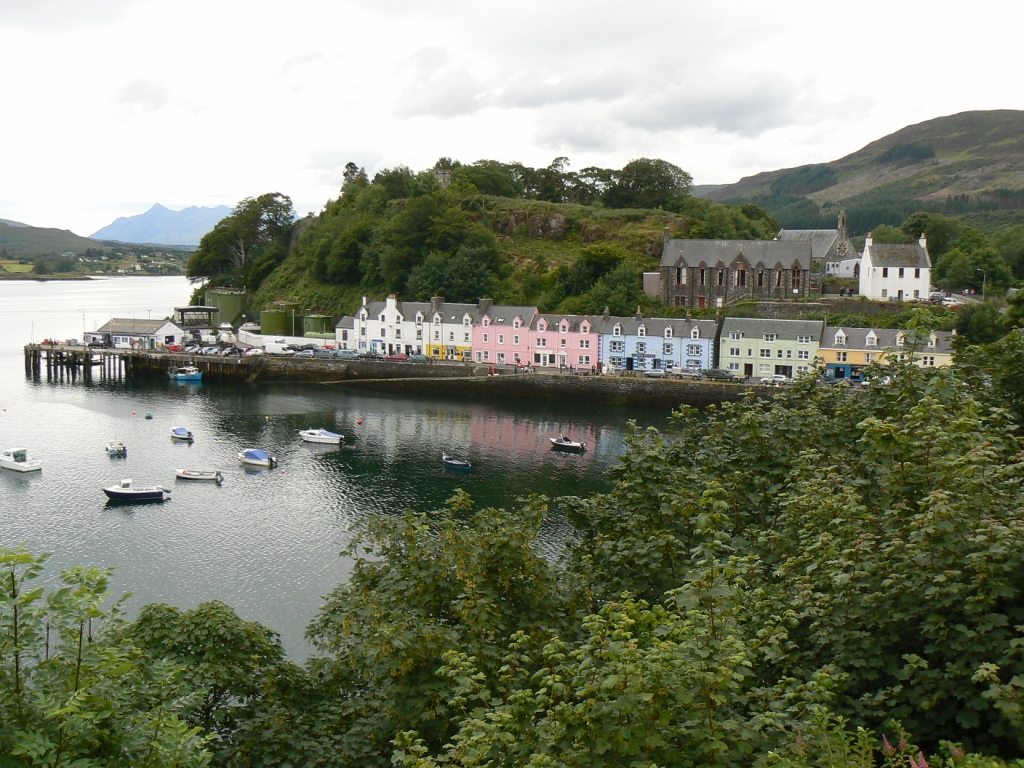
78;215;956;385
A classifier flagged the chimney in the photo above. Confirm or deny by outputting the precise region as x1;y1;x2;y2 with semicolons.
865;232;873;249
919;233;927;250
635;305;642;320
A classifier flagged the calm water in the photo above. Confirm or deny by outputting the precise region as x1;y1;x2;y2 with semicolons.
0;277;669;656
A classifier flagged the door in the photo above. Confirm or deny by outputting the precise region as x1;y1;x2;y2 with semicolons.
744;363;753;377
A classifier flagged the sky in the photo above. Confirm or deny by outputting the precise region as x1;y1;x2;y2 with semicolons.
1;0;1021;238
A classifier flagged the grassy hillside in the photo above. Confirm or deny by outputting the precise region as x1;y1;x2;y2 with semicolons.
702;110;1024;234
0;221;104;256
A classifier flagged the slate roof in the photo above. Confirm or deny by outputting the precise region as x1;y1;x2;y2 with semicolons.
661;238;813;269
776;229;839;262
478;304;537;326
822;326;954;354
867;242;931;269
531;314;603;332
598;315;718;339
720;317;824;341
95;318;172;335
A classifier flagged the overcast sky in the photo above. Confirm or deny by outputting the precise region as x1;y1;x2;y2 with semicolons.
1;0;1019;238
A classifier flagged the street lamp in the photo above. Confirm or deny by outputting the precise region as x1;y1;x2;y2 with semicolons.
977;268;987;302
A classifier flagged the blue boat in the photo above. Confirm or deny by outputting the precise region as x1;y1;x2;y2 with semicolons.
103;479;170;502
238;448;277;468
170;427;194;441
169;365;203;382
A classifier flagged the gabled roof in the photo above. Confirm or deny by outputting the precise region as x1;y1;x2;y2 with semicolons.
95;318;173;335
867;242;931;269
478;304;537;326
776;229;840;262
531;313;603;332
720;317;824;341
822;326;902;349
661;238;813;269
596;315;718;338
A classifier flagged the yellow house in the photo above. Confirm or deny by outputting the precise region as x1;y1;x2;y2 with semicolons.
821;326;953;381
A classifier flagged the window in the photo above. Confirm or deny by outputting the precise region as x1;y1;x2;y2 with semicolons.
610;340;624;352
482;317;490;327
395;329;402;338
379;315;385;323
578;355;591;366
463;317;471;326
757;270;764;287
760;349;772;358
920;355;935;366
536;337;547;347
581;325;589;334
729;347;741;356
797;335;811;344
913;290;920;298
381;328;387;337
775;271;783;288
837;351;848;362
728;362;741;371
759;363;770;373
835;333;846;346
482;333;489;343
416;328;422;339
448;332;454;341
777;349;784;358
881;289;888;298
433;330;439;341
463;332;469;342
613;325;621;337
560;338;567;348
797;350;809;360
690;327;700;339
481;351;489;361
663;343;673;355
609;356;623;368
636;342;646;354
791;267;800;289
786;349;792;358
513;319;521;329
638;326;646;337
674;296;687;307
737;269;747;287
728;331;742;341
699;268;706;286
797;365;809;373
882;268;889;278
866;335;877;347
497;353;505;364
498;334;504;344
747;348;754;357
687;344;701;356
342;330;349;341
898;268;905;278
580;339;590;349
865;353;877;362
717;270;724;286
676;267;686;285
762;333;777;342
664;327;673;338
915;268;921;278
560;323;568;333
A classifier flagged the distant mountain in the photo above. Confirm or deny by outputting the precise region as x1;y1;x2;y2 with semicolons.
699;109;1024;234
90;203;232;246
0;218;30;228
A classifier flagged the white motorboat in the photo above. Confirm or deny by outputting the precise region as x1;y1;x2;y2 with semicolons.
299;428;343;445
106;439;128;457
238;448;277;467
549;434;586;453
170;427;194;441
175;468;224;483
442;451;471;469
0;448;42;472
103;479;170;502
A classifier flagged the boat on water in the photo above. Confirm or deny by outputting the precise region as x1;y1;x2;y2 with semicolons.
169;365;203;382
238;448;277;467
103;479;170;502
549;434;586;453
442;451;472;469
0;448;42;472
106;439;128;457
299;428;343;445
170;427;194;441
175;468;224;483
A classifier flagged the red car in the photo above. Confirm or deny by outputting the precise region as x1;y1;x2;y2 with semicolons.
166;343;184;352
386;353;409;362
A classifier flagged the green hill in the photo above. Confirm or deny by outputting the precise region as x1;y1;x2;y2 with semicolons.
0;221;104;257
702;110;1024;234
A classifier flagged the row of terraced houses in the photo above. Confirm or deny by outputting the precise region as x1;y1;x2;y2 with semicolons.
334;296;954;381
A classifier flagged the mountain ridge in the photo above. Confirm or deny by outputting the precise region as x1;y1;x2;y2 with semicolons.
90;203;232;247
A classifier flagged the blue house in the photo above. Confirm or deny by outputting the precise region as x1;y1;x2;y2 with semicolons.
598;313;717;374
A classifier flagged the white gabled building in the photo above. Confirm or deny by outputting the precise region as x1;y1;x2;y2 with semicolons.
859;234;932;301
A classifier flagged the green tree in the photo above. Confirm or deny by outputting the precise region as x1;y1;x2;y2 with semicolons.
0;547;211;767
901;211;962;258
603;158;693;209
993;225;1024;279
955;300;1009;344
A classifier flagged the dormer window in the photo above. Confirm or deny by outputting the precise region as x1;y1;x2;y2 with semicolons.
613;325;621;337
581;323;589;334
928;334;936;348
638;325;646;337
560;323;568;333
865;333;877;347
834;332;846;346
664;327;673;339
762;333;777;342
513;319;520;329
728;331;742;341
538;321;547;333
896;333;905;347
483;317;490;327
690;327;699;339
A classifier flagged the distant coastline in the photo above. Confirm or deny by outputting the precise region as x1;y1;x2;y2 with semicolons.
0;273;94;281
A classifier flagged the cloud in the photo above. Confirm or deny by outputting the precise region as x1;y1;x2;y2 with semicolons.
496;71;635;110
395;47;489;118
114;79;170;113
0;0;131;31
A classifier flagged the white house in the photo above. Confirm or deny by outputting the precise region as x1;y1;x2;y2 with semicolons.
90;318;185;349
859;234;932;301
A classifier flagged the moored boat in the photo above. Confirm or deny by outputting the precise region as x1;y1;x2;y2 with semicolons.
549;434;586;453
170;426;194;441
175;468;224;483
238;448;277;467
103;478;170;502
0;448;42;472
169;365;203;382
106;439;128;457
299;428;343;445
442;451;471;469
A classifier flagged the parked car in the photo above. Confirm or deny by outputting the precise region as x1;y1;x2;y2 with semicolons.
243;347;264;357
701;368;737;381
408;354;429;363
295;349;315;358
672;368;702;379
166;343;184;352
759;374;792;386
336;349;360;359
359;351;384;360
642;368;667;378
314;348;336;359
386;352;409;362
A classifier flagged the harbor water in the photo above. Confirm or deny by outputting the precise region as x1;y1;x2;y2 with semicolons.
0;276;670;656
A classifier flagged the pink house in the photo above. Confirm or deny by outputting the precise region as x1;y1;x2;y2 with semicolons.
472;301;537;366
529;313;602;371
